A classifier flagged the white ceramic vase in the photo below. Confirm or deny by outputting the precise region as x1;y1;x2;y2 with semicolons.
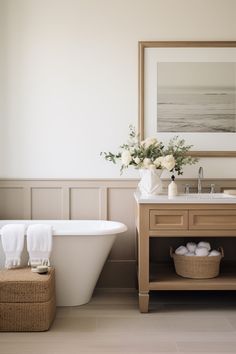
138;169;163;196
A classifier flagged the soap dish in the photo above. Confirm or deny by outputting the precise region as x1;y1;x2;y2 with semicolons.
31;265;49;274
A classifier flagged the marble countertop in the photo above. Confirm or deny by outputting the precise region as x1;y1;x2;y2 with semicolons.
134;191;236;204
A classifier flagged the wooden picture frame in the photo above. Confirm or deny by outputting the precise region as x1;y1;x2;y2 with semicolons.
139;41;236;157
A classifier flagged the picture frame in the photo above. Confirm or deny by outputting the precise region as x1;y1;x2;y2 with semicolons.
139;41;236;157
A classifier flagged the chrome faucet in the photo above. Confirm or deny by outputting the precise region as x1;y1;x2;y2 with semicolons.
198;167;203;193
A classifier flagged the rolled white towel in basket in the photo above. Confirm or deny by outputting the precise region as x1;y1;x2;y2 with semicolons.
198;241;211;251
209;250;221;257
185;252;195;256
195;247;209;257
27;224;53;266
1;224;25;269
186;242;197;253
175;246;188;255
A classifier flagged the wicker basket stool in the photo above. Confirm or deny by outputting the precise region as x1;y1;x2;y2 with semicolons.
0;267;56;331
170;247;224;279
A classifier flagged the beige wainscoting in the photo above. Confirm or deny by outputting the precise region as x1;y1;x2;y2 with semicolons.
0;178;236;289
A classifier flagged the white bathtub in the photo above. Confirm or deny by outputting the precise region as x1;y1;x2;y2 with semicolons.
0;220;127;306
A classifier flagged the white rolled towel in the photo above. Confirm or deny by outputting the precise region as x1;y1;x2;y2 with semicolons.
198;241;211;251
195;247;209;256
175;246;188;255
186;242;197;253
185;252;195;257
209;250;221;257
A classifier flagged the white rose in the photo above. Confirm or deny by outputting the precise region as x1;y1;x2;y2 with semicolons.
141;137;158;148
162;155;175;171
142;158;151;168
133;157;140;165
154;156;164;168
121;150;132;166
148;164;156;170
129;147;135;153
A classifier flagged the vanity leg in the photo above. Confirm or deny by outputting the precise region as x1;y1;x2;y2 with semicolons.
139;292;149;313
137;205;150;313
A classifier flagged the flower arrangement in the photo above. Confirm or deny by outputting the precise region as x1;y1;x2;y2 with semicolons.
101;126;197;175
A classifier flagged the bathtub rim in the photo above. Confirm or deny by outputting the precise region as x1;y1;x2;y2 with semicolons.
0;220;127;236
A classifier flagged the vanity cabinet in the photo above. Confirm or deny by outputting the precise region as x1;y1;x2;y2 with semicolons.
135;193;236;313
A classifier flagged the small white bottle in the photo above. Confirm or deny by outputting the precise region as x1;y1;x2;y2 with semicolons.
168;175;178;198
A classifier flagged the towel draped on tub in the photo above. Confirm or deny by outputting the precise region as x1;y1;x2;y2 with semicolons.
27;224;53;266
1;224;25;269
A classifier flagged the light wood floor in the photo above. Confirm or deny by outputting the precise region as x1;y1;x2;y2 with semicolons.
1;291;236;353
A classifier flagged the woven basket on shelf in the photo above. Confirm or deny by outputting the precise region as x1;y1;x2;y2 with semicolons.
170;247;224;279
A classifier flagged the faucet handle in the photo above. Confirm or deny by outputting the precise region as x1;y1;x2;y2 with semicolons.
184;184;190;194
210;184;215;194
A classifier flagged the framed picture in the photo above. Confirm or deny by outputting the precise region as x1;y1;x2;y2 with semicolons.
139;41;236;157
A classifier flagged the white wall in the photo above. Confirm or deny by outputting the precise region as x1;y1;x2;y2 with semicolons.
1;0;236;179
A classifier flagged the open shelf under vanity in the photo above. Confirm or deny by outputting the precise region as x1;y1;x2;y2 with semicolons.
149;262;236;291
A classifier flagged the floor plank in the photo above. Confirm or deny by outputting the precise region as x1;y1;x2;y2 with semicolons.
0;291;236;353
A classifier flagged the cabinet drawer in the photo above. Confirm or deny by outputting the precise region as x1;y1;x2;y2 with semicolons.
150;210;188;230
189;210;236;229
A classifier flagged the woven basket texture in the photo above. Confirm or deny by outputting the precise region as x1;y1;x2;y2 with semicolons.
0;296;56;332
171;248;223;279
0;267;55;303
0;267;56;331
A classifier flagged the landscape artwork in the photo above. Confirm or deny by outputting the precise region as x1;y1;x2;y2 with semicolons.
157;62;236;133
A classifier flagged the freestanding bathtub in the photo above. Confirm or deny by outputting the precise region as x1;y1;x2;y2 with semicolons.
0;220;127;306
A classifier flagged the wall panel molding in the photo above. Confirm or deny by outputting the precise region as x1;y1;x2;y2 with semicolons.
99;187;108;220
62;187;70;219
1;178;236;288
23;187;32;219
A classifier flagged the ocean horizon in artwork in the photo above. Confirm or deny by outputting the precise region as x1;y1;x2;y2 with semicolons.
157;86;236;133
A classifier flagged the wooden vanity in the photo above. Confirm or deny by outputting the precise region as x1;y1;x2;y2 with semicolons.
135;192;236;313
